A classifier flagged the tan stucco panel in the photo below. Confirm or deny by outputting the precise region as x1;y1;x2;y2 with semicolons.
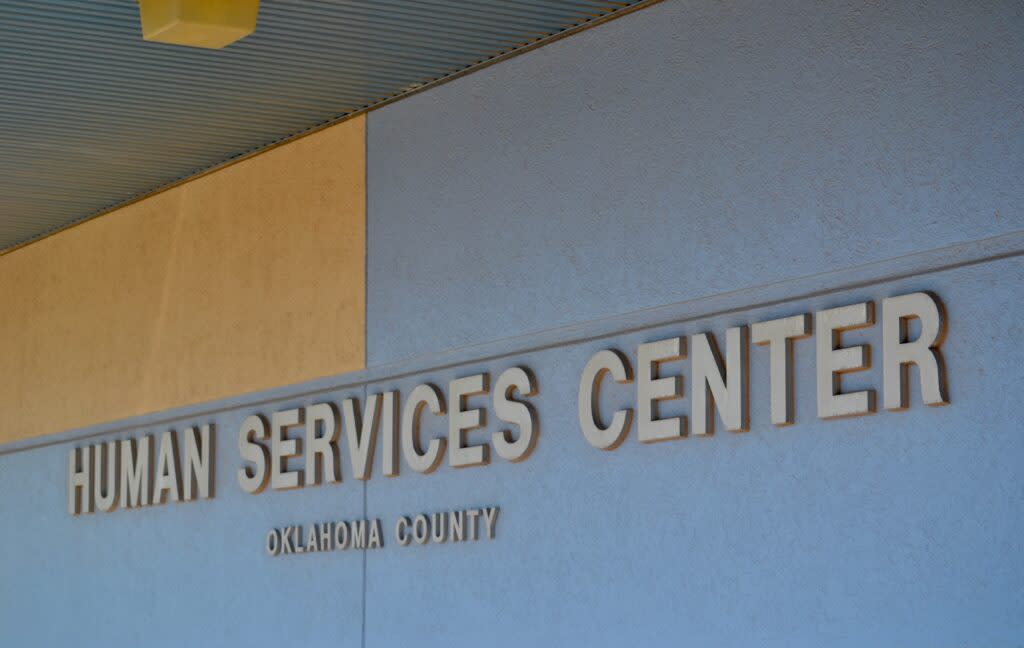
0;115;365;443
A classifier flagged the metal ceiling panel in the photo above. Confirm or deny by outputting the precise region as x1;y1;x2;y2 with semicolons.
0;0;653;252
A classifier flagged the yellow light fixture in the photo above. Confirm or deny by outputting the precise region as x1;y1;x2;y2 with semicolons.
138;0;259;49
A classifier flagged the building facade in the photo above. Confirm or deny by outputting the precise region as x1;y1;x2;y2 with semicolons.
1;1;1023;645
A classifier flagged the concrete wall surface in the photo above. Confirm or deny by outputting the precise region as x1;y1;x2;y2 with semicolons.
1;0;1022;646
367;0;1024;365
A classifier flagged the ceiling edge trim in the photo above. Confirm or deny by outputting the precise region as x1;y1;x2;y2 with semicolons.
1;0;663;258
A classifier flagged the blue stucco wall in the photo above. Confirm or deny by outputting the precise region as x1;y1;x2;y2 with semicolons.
362;0;1024;644
360;257;1024;647
366;0;1024;365
0;388;370;646
2;0;1023;646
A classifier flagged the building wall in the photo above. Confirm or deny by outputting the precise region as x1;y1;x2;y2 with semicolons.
366;0;1024;364
0;115;366;443
1;1;1023;646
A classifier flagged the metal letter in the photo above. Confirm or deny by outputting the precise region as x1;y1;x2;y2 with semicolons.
395;517;411;547
306;525;319;553
335;521;350;550
637;337;686;443
237;414;270;494
431;512;448;543
352;520;367;549
482;507;500;539
271;408;304;490
816;302;876;418
883;292;949;410
318;522;333;551
282;526;294;554
266;529;281;556
751;314;812;426
120;435;152;508
401;384;447;474
450;510;465;542
691;327;750;435
93;441;119;513
466;509;481;541
183;424;214;501
152;430;182;505
412;514;429;544
492;367;540;463
68;445;92;515
305;402;341;486
368;519;383;549
449;373;490;468
343;394;382;481
578;349;634;450
381;391;401;478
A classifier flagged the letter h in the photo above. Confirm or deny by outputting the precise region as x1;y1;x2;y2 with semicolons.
68;446;92;515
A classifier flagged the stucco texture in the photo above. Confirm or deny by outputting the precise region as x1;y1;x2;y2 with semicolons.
361;258;1024;647
367;0;1024;365
0;115;366;442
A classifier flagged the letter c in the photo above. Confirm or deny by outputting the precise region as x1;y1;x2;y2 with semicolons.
578;349;634;450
